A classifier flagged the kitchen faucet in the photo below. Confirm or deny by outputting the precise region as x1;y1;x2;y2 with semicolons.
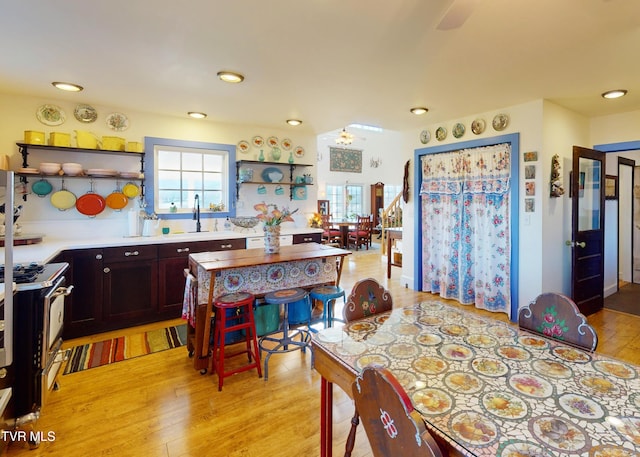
193;194;201;232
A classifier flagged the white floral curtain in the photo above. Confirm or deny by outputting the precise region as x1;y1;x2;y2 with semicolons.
419;143;511;316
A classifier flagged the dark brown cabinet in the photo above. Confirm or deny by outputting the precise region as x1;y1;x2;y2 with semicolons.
102;245;158;323
62;233;319;338
60;248;104;338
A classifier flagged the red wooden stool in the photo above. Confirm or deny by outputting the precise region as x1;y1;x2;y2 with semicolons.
210;292;262;391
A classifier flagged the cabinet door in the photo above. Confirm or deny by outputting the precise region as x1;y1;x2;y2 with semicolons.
102;245;158;322
157;241;214;315
61;248;104;339
103;257;158;322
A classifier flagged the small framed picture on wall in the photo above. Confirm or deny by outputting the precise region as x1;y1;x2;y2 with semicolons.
605;175;618;200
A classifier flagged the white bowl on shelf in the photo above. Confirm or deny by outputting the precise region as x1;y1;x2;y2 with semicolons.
62;162;83;176
39;162;61;175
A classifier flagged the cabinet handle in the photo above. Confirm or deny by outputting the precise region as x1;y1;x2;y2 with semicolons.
124;250;139;257
103;267;111;273
95;254;103;260
304;237;312;242
177;247;190;253
221;244;233;249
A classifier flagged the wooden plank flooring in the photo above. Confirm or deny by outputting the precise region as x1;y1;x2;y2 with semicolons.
6;243;640;456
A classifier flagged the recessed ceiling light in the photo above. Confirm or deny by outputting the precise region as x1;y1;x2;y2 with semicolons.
52;81;83;92
602;89;627;99
410;107;428;115
286;119;302;126
217;71;245;83
188;112;207;119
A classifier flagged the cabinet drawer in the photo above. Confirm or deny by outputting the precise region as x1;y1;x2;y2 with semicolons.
103;245;158;261
208;238;245;251
293;233;322;244
158;241;213;258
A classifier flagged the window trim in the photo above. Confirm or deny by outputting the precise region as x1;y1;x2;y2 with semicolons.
144;136;236;219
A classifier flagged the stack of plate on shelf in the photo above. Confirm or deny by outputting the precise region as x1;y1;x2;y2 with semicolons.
18;167;39;174
87;168;117;177
119;171;142;179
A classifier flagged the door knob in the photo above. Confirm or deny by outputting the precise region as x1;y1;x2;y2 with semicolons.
565;240;586;248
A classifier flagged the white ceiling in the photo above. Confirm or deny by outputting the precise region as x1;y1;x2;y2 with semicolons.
1;0;639;135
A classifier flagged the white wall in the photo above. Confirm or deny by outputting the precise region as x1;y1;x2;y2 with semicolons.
0;92;319;236
540;102;591;295
404;100;552;311
315;129;406;208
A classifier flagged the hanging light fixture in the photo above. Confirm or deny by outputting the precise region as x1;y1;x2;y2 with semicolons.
335;128;354;146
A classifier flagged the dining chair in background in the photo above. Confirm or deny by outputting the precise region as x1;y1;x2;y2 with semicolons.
351;365;444;457
342;278;394;456
518;292;598;351
348;215;373;250
321;214;341;246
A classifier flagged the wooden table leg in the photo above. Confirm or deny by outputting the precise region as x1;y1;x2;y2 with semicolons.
320;377;333;457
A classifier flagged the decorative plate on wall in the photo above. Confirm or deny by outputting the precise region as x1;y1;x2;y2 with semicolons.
452;123;466;138
252;136;264;148
74;104;97;123
420;130;431;144
492;113;509;131
281;138;292;150
471;118;486;135
237;140;250;153
106;112;129;131
294;146;305;158
36;104;65;126
435;127;447;141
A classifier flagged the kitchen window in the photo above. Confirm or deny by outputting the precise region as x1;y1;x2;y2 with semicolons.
144;137;236;218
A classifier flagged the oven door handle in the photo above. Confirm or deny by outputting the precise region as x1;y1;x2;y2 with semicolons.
50;285;74;298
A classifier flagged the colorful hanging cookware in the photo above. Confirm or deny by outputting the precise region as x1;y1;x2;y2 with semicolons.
50;180;77;211
122;182;140;199
76;180;106;217
32;179;53;197
105;182;128;211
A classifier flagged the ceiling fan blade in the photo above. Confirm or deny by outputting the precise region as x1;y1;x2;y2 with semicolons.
436;0;480;30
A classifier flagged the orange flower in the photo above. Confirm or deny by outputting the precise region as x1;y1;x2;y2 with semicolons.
254;202;298;226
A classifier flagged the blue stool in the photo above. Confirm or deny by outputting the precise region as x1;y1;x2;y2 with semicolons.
259;288;311;380
310;285;345;328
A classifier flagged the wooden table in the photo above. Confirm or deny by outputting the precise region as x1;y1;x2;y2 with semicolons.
329;221;355;249
386;227;402;278
187;243;351;371
312;300;640;456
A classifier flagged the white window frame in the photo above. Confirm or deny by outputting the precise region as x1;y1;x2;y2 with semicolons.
144;137;236;219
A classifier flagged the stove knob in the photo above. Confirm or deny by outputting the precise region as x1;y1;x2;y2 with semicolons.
0;368;6;379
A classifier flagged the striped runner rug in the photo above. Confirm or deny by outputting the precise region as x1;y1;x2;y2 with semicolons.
63;324;187;374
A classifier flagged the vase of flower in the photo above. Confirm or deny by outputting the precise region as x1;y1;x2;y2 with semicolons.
254;202;299;254
264;224;281;254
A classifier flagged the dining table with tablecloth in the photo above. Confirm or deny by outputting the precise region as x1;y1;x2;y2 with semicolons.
312;299;640;457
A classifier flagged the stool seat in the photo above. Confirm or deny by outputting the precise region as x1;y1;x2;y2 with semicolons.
264;288;308;304
259;288;311;380
210;292;261;391
216;291;254;307
310;285;345;328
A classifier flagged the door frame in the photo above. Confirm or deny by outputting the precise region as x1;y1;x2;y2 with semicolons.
571;146;606;315
414;133;520;320
617;157;635;286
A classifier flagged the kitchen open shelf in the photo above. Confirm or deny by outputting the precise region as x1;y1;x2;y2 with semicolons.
15;142;146;201
235;160;312;200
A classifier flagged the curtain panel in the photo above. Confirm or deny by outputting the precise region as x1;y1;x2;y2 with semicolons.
419;143;511;316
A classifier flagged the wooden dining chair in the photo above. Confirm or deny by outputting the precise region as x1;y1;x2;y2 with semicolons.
518;292;598;351
342;277;393;323
348;215;373;250
320;214;341;246
343;278;394;456
352;365;444;457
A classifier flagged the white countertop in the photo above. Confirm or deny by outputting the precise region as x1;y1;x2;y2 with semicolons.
1;227;323;264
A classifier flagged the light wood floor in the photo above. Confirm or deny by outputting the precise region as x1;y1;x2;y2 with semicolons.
6;244;640;456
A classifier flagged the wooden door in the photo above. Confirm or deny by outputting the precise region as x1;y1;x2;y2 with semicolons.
370;182;384;228
570;146;606;315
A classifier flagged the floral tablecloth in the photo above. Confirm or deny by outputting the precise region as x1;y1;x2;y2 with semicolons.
197;257;338;303
314;300;640;456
